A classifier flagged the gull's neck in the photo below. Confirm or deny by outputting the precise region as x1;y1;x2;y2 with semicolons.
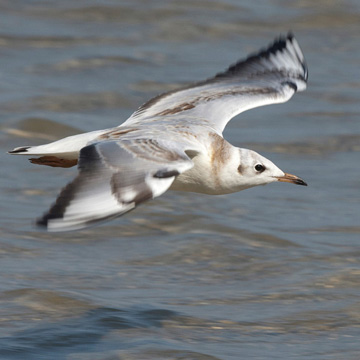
170;132;237;195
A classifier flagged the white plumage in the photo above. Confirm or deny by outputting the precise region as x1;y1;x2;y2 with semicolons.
9;34;308;231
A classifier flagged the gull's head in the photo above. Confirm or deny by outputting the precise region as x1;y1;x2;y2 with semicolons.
228;148;307;192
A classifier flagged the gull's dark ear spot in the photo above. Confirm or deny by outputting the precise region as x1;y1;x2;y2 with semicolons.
237;164;243;174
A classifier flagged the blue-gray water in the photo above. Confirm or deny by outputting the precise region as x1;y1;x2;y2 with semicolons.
1;1;360;359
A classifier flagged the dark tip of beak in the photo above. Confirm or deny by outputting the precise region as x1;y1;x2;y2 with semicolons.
293;177;308;186
276;172;308;186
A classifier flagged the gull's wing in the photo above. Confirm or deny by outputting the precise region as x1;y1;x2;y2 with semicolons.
37;139;195;231
123;34;307;134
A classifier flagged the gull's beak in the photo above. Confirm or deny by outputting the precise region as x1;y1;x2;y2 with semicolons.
276;172;307;186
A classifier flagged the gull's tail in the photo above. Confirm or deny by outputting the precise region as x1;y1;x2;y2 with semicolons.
8;129;109;167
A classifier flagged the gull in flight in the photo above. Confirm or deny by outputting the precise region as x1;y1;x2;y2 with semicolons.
9;33;308;231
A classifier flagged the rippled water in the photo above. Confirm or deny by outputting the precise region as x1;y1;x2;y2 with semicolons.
0;1;359;359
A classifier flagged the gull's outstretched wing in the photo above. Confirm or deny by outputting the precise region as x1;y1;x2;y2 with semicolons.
123;34;307;134
37;139;195;231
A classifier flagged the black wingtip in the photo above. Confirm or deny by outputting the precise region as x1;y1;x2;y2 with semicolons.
214;32;305;81
36;215;49;228
8;146;31;154
260;32;294;58
35;175;82;231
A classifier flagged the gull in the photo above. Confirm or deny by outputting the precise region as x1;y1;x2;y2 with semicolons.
9;33;308;232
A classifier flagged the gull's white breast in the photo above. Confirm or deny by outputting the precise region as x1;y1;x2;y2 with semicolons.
170;132;237;195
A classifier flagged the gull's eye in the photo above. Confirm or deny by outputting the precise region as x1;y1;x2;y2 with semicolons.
255;164;266;173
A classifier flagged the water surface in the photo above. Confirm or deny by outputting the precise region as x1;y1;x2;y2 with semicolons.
0;1;360;359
